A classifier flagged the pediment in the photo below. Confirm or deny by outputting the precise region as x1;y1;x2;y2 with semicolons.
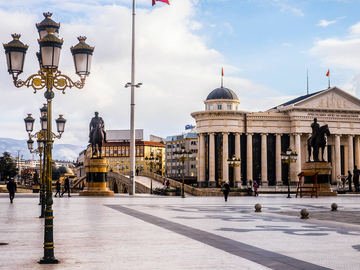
295;87;360;110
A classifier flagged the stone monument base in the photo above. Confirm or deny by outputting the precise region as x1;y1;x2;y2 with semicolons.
79;157;114;196
301;162;337;196
79;182;114;196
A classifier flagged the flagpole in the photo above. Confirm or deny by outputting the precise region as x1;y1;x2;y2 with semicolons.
129;0;136;195
221;67;223;87
328;69;330;88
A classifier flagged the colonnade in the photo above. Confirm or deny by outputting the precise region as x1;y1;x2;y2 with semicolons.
197;132;360;188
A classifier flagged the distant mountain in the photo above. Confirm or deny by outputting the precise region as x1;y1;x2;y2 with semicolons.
0;138;85;162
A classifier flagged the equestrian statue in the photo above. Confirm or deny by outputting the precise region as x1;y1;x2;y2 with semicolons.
307;118;330;162
89;112;107;158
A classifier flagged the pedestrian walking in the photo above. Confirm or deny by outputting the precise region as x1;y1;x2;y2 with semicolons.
354;166;360;192
61;177;71;197
223;181;230;202
55;179;61;197
136;168;139;176
253;179;259;197
163;180;167;189
7;178;17;203
166;180;170;189
347;171;352;192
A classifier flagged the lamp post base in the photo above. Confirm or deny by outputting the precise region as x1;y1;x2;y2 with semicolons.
39;257;59;264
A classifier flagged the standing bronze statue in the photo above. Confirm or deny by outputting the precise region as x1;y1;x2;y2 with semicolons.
307;118;330;162
89;112;107;158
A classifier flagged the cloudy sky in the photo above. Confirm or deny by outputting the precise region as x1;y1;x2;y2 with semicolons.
1;0;360;149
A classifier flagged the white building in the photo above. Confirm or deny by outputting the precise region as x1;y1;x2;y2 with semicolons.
192;86;360;188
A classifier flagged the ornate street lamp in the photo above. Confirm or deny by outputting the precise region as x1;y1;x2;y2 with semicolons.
5;12;93;264
227;154;241;187
145;152;160;194
281;147;298;198
174;145;192;198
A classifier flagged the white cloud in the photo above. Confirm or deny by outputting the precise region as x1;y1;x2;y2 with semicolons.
0;0;280;151
317;19;337;27
316;16;346;27
282;43;292;47
307;21;360;96
272;0;304;17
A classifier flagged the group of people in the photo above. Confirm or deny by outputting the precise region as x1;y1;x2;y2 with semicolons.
163;179;170;189
55;177;71;197
222;179;259;201
346;166;360;192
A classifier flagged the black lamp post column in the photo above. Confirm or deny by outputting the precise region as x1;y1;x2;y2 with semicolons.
175;145;192;198
281;148;298;198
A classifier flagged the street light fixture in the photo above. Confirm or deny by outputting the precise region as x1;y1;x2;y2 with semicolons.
174;145;192;198
227;154;241;187
5;12;93;264
281;147;298;198
145;152;160;194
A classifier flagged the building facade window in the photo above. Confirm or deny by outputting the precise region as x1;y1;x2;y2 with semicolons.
227;105;231;110
217;105;222;110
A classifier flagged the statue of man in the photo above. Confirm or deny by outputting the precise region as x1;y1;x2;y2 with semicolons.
89;112;107;143
311;118;320;142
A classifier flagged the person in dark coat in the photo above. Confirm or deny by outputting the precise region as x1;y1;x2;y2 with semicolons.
166;180;170;189
55;179;61;197
253;180;259;197
61;177;71;197
223;182;230;202
346;171;352;192
136;168;139;176
7;179;17;203
354;166;360;192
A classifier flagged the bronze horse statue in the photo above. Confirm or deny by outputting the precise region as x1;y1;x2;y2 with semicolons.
307;124;330;162
91;122;104;158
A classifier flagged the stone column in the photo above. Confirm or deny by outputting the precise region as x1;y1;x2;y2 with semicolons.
335;134;341;185
209;133;215;184
198;133;206;187
261;133;268;186
235;133;241;187
275;134;282;185
246;133;253;185
348;135;354;174
331;145;336;184
323;141;328;162
355;136;360;167
222;132;229;183
295;133;301;178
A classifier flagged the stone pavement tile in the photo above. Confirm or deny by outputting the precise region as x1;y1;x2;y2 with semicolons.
1;193;360;270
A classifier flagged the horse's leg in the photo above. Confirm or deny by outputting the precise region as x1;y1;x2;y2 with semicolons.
307;139;311;162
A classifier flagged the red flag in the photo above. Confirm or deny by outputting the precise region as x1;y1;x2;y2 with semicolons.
326;70;330;76
152;0;170;6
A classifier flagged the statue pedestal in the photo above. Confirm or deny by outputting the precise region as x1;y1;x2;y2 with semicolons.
79;158;114;196
302;162;337;196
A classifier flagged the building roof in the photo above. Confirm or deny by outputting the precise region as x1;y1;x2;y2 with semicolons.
103;141;165;147
206;87;238;101
166;131;198;142
268;89;326;110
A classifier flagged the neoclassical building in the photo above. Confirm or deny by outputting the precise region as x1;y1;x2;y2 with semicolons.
191;86;360;188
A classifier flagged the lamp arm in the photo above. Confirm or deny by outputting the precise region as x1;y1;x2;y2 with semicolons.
53;70;86;93
12;70;46;93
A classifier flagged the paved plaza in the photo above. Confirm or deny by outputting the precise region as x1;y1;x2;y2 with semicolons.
0;193;359;270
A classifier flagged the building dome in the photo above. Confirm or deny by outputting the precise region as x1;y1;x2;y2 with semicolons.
206;87;238;101
58;166;74;175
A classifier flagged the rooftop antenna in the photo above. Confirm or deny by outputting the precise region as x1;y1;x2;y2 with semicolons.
221;67;224;88
307;69;309;95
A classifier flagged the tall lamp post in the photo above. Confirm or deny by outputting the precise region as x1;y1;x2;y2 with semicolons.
145;152;159;194
227;154;241;187
174;145;192;198
281;148;298;198
4;12;93;264
26;136;44;215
